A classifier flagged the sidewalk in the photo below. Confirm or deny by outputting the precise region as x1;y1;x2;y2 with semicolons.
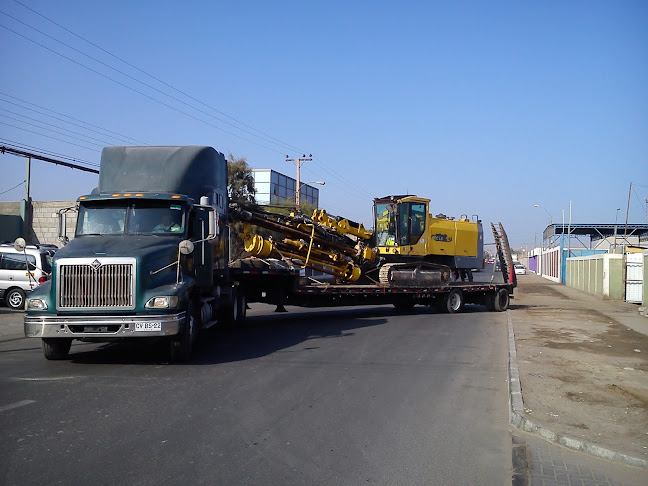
508;273;648;467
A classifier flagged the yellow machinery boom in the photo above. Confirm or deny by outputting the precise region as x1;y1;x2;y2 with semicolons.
230;205;375;282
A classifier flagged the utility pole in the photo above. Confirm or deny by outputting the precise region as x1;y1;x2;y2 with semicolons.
22;156;32;242
286;154;312;209
568;200;572;257
613;208;620;252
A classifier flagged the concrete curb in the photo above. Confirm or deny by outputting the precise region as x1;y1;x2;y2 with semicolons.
506;311;648;469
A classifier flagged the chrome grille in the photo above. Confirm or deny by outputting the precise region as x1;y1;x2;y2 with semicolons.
57;258;135;309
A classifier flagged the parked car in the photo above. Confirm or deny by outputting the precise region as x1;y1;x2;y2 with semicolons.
0;243;56;310
514;263;526;275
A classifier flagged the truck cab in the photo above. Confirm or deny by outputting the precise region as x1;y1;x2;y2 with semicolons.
24;146;235;361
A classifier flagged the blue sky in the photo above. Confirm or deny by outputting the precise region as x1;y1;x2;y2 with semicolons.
1;0;646;247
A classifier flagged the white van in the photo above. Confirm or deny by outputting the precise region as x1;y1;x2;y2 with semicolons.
0;243;57;310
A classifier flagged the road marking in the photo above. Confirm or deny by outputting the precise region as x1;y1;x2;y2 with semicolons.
0;400;36;413
11;376;80;381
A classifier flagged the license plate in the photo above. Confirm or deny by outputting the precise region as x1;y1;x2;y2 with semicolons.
135;322;162;331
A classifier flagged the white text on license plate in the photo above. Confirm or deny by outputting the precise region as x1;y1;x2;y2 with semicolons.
135;322;162;331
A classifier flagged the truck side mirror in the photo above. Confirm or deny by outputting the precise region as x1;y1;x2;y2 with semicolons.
179;240;194;255
14;237;26;252
208;210;218;238
58;211;67;242
199;196;218;239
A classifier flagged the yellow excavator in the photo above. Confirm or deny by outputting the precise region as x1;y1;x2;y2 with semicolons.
230;194;483;287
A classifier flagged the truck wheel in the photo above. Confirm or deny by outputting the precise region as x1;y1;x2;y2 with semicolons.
219;288;240;327
493;288;510;312
6;288;26;310
42;338;72;360
236;291;247;325
170;300;197;362
441;289;464;314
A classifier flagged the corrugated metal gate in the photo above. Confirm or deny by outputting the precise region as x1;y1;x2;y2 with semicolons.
625;252;643;303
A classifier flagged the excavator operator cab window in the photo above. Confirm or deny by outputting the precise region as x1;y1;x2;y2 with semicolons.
374;203;397;246
398;202;426;246
375;201;426;247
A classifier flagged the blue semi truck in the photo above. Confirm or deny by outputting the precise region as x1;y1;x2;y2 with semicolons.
23;146;247;361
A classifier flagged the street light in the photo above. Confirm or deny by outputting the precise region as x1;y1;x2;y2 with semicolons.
534;204;552;224
613;207;621;251
293;181;325;210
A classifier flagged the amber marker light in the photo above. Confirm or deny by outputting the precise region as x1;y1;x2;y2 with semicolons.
172;195;181;199
112;193;120;197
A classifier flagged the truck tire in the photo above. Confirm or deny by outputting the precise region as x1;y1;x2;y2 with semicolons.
219;288;243;327
492;288;510;312
441;289;464;314
236;291;247;325
42;338;72;360
6;288;26;310
170;300;197;362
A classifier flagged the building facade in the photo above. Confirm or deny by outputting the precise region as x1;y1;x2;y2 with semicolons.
251;169;319;208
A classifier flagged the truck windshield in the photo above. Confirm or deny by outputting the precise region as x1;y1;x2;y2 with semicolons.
76;202;186;237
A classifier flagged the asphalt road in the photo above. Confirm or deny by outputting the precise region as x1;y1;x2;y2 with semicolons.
0;303;512;486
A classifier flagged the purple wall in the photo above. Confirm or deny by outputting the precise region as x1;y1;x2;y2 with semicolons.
528;255;538;273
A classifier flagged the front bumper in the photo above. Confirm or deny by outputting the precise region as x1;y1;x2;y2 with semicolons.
24;312;185;338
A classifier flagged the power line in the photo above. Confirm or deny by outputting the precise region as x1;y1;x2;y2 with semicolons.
4;2;377;202
0;10;294;153
1;144;99;174
0;138;98;167
0;120;99;151
0;94;147;145
0;111;112;147
10;0;306;155
0;22;286;155
0;178;25;195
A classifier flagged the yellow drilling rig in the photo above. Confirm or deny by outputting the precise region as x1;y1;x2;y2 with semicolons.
230;194;483;287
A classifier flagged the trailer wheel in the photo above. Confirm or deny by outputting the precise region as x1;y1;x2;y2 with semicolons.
235;291;247;325
42;338;72;360
492;288;510;312
170;300;197;362
441;289;464;314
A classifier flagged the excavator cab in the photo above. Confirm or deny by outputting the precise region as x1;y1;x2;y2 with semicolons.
374;196;428;251
373;195;483;273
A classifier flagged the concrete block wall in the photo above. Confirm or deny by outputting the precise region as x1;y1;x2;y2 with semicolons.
31;201;77;246
0;201;77;248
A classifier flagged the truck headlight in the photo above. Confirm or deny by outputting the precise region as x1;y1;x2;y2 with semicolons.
27;298;48;310
145;296;179;309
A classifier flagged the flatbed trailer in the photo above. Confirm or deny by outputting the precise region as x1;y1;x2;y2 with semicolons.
290;281;514;312
231;267;514;314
